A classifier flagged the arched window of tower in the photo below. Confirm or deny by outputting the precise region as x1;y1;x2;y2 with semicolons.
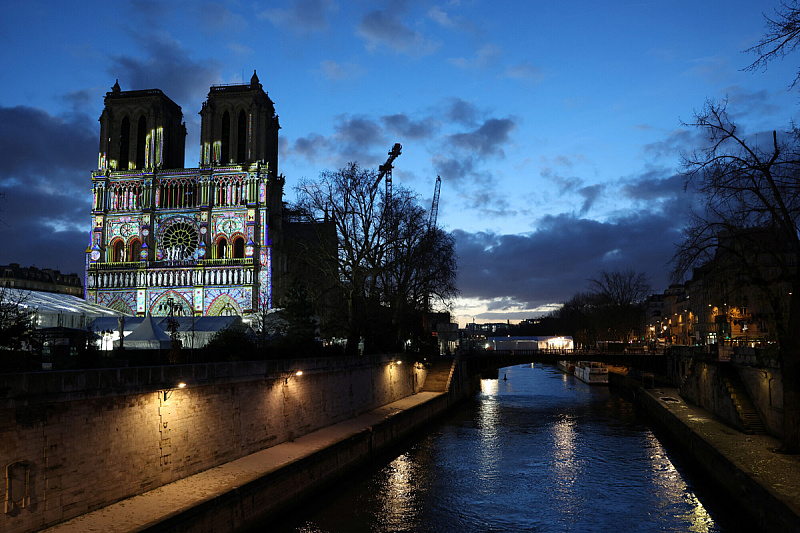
221;110;231;164
237;110;247;162
119;116;130;170
136;115;147;169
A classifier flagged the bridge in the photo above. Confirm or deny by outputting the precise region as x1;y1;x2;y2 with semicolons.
460;349;668;378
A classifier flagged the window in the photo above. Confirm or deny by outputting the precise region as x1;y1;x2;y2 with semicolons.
112;240;125;262
136;115;147;169
130;239;142;262
221;111;230;164
216;238;227;259
237;110;247;162
233;236;244;259
119;116;130;170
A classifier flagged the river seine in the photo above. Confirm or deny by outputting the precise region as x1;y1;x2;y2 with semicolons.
272;364;755;532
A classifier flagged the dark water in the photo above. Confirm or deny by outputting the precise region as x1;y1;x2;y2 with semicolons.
272;364;754;532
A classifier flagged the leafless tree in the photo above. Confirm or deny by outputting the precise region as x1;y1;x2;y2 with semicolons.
673;100;800;452
588;269;652;306
295;162;458;354
745;1;800;88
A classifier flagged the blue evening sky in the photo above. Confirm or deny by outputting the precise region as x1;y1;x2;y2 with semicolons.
0;0;797;326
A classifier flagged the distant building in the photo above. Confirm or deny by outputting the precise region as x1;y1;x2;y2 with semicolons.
0;264;82;296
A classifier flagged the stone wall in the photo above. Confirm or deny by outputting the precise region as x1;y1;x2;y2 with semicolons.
679;361;744;431
679;359;784;437
0;356;426;533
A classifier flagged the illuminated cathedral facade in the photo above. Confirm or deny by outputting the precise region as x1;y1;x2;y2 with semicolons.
86;72;284;317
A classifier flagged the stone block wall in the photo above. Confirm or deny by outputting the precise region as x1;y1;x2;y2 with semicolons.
0;355;426;533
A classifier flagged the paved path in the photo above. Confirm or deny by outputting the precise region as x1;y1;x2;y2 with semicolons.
43;392;444;532
644;386;800;524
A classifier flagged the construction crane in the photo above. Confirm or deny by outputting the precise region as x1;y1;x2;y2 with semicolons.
429;175;441;230
375;143;402;201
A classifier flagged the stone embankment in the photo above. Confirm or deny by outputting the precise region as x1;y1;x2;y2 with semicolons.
613;371;800;532
21;356;472;532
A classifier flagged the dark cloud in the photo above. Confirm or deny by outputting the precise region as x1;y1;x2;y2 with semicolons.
431;155;474;182
578;184;604;215
291;133;329;161
642;128;695;160
443;98;480;127
0;106;94;184
381;114;439;140
453;204;681;311
0;105;94;276
258;0;336;33
333;115;386;153
622;170;684;201
357;9;439;55
109;32;221;106
448;117;517;157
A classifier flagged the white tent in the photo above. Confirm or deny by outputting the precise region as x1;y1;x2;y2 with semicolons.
114;316;171;350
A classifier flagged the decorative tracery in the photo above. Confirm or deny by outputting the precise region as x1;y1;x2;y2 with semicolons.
158;177;197;209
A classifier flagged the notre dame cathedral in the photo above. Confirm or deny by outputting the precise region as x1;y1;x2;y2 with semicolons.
85;71;285;317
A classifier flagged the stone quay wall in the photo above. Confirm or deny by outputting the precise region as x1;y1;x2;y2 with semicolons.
0;356;426;533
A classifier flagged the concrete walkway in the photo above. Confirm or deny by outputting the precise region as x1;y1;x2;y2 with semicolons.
642;386;800;528
43;391;445;532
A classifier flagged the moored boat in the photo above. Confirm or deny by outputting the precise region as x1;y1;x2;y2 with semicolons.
574;361;608;384
556;360;575;374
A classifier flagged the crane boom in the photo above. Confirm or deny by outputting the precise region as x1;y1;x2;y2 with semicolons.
375;143;402;200
429;175;441;230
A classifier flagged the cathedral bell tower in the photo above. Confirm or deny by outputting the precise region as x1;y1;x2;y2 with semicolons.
97;81;186;172
199;71;280;170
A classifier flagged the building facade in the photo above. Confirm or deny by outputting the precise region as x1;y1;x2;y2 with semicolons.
86;72;284;317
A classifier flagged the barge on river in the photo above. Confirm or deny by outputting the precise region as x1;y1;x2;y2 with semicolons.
574;361;609;385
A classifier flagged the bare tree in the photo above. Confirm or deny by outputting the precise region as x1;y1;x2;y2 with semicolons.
295;163;388;354
673;100;800;452
294;163;458;355
588;269;652;306
0;287;36;372
745;1;800;88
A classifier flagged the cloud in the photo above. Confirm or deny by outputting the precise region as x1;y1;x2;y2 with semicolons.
453;209;679;311
719;86;782;120
577;184;605;215
0;105;94;276
443;98;480;127
333;115;386;153
381;114;439;140
447;117;517;157
195;3;248;33
258;0;336;33
108;31;222;105
449;43;503;70
503;62;544;83
319;60;364;82
292;133;330;162
642;128;695;159
451;169;693;315
357;9;440;55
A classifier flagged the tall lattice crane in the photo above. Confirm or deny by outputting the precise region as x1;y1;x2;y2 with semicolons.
429;175;441;230
374;143;402;201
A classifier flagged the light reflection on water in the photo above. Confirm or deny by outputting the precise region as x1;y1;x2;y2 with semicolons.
273;365;752;533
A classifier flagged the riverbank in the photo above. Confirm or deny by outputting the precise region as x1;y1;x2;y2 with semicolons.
41;391;452;532
613;371;800;532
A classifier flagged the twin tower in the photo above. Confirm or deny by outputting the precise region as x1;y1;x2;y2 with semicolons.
86;72;285;318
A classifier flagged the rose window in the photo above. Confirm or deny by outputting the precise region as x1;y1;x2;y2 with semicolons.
161;222;198;261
